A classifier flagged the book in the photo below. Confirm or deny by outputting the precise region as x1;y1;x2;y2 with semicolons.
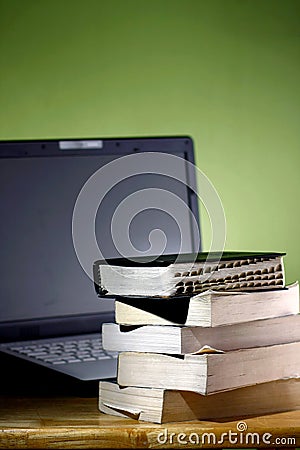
114;282;299;326
99;378;300;423
103;314;300;354
117;341;300;394
94;251;285;297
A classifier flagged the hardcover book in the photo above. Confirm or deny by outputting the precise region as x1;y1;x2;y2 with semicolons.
94;251;285;297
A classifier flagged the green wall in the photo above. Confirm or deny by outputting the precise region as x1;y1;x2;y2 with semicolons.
0;0;299;283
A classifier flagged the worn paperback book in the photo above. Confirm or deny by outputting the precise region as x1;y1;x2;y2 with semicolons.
99;378;300;423
117;341;300;395
114;282;298;326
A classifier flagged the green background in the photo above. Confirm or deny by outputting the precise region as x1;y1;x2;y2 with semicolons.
0;0;299;283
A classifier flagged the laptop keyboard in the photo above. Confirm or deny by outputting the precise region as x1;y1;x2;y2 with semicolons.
5;335;117;366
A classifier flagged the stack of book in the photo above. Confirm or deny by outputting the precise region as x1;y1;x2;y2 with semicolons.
94;252;300;423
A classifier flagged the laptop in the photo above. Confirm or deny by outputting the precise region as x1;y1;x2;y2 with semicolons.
0;136;200;381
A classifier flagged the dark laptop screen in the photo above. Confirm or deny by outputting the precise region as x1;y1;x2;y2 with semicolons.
0;139;199;327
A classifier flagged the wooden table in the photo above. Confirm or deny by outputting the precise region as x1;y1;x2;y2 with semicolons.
0;353;299;448
0;396;299;449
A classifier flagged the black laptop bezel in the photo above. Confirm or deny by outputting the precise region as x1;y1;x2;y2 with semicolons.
0;136;201;342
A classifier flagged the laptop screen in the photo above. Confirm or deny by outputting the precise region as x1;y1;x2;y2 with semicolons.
0;138;200;336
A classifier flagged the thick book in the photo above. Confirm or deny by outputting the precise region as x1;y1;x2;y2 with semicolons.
99;378;300;423
103;314;300;354
115;282;298;326
93;251;285;297
117;341;300;394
